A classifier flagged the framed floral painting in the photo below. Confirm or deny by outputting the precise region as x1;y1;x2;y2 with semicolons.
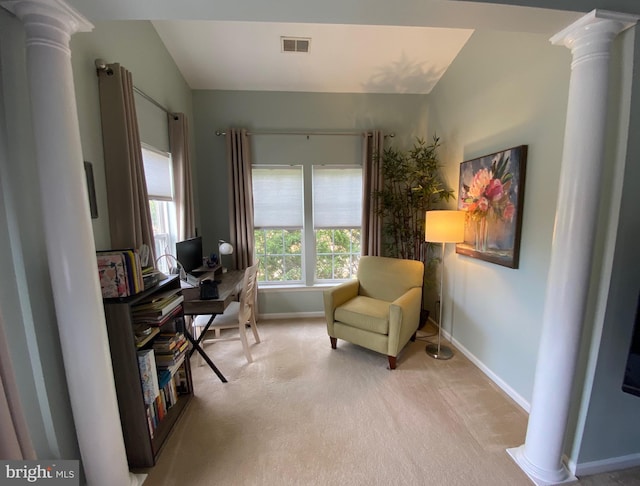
456;145;527;268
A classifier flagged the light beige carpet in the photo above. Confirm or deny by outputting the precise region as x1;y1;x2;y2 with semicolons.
140;318;640;486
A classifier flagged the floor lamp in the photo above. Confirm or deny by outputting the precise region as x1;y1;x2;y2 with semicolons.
425;210;465;360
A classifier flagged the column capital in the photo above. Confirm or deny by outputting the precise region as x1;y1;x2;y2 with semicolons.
551;9;637;54
1;0;93;36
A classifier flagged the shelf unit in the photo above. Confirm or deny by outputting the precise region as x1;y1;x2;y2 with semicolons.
103;275;193;468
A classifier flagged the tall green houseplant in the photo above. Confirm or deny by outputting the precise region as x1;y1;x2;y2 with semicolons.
375;136;454;261
374;136;454;325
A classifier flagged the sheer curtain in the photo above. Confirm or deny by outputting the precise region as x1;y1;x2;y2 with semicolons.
362;130;384;256
97;63;156;264
169;113;196;241
0;308;35;460
226;128;254;270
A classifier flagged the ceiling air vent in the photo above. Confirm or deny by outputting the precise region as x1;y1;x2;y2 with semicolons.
281;36;310;53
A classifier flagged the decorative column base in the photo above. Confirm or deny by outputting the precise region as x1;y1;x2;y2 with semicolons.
507;446;577;486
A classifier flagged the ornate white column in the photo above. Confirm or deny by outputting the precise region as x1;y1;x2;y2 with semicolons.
0;1;143;484
507;10;638;486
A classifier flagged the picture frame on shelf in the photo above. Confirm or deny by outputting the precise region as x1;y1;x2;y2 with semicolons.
456;145;527;269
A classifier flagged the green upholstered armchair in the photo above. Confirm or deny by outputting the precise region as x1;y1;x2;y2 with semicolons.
323;256;424;369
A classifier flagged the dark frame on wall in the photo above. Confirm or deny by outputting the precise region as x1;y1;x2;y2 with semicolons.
84;161;98;219
456;145;527;269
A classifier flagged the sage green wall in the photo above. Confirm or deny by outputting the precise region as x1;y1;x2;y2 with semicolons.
191;90;430;315
428;29;571;405
70;20;196;251
429;26;640;469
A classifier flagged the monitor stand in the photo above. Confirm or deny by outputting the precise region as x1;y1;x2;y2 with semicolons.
185;273;200;287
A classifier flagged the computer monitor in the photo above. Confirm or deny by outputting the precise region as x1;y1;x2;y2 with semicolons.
176;236;203;276
622;292;640;398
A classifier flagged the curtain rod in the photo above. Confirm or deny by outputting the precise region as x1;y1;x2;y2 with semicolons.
94;59;177;119
214;130;395;138
133;86;177;119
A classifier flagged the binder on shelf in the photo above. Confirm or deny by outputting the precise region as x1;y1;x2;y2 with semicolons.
136;349;160;406
97;253;129;298
97;248;145;298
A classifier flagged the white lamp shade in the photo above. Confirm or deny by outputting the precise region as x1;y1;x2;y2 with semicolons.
219;242;234;255
425;210;465;243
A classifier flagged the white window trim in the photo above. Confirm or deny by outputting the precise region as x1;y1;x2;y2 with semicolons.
252;164;362;287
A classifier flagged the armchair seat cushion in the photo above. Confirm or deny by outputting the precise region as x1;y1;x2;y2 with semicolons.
335;296;390;335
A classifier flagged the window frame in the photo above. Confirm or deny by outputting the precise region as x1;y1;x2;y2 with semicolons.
312;165;362;283
141;144;178;271
252;163;362;287
252;165;305;285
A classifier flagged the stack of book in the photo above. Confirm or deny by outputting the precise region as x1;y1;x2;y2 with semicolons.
131;288;184;327
138;331;190;439
140;332;190;438
97;249;144;298
157;369;179;410
152;332;189;373
141;266;163;290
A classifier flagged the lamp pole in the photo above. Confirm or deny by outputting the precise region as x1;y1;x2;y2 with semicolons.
426;241;453;359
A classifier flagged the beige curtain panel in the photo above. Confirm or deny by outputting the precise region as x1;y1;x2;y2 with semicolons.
169;113;196;241
97;63;156;263
0;309;35;460
362;130;384;257
226;128;255;270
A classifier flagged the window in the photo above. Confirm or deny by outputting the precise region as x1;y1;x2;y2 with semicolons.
313;167;362;280
142;146;178;272
252;165;362;285
253;167;303;283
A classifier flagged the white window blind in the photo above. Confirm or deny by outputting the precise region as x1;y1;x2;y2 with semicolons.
253;166;303;228
142;146;173;200
313;167;362;228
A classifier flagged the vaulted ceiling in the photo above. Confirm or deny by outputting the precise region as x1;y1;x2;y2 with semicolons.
66;0;602;94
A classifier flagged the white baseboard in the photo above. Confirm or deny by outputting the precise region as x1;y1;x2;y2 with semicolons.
571;452;640;477
258;311;325;320
430;317;531;413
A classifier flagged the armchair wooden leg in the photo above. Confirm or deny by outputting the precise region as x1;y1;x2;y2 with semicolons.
330;337;337;349
388;356;396;370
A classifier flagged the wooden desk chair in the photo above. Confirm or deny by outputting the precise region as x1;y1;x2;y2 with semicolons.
192;261;261;363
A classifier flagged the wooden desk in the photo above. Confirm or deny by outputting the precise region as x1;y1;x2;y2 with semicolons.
181;270;244;383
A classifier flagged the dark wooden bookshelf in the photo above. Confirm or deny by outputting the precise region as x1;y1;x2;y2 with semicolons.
103;275;193;468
